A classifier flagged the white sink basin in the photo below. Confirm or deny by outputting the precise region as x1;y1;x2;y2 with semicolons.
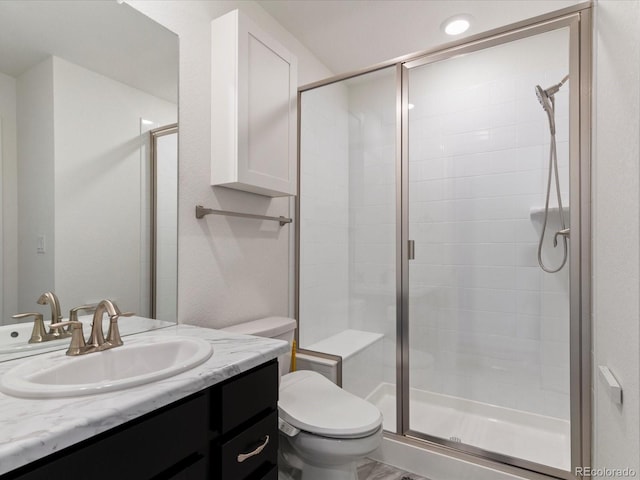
0;336;213;398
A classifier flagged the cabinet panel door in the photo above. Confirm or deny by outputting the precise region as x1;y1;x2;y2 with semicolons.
217;360;278;435
246;33;291;184
5;393;209;480
237;13;297;196
211;9;297;197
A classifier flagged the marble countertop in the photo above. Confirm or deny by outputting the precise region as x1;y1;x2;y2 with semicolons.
0;324;289;476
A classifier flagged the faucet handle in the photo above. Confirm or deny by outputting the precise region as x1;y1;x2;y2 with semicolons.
105;312;135;348
12;313;47;343
50;321;89;356
69;304;98;323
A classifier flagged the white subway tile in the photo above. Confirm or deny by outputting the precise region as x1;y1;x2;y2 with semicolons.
516;243;539;267
541;340;569;367
541;364;570;394
516;266;542;291
517;290;541;316
491;125;517;151
516;314;541;340
540;315;570;344
516;120;545;148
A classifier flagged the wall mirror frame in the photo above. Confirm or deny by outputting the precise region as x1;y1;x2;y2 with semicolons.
0;0;179;361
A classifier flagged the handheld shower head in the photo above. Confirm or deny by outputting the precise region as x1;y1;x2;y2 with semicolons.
535;85;552;112
535;75;567;135
535;74;569;110
535;85;556;134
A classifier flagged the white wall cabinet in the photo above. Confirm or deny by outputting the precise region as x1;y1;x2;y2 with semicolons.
211;10;297;197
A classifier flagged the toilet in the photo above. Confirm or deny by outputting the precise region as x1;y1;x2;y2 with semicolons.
222;317;383;480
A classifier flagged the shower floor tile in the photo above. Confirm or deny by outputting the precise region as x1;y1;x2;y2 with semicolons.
357;458;430;480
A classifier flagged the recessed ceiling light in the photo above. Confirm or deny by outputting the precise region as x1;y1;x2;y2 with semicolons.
442;14;472;36
408;103;415;110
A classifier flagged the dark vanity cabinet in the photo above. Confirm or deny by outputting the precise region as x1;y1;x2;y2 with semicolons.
2;360;279;480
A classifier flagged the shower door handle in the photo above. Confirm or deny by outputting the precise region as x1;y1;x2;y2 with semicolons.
408;240;415;260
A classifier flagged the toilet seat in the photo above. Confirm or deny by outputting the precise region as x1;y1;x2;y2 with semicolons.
278;370;382;439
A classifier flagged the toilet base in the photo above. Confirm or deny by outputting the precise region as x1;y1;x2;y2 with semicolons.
278;427;382;480
278;455;359;480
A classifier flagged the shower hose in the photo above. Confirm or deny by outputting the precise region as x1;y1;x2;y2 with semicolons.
537;95;568;274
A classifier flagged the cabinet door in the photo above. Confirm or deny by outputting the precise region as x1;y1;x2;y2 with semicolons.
211;10;297;197
163;454;207;480
4;393;209;480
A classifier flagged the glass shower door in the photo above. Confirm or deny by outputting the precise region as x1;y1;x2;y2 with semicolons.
404;27;572;472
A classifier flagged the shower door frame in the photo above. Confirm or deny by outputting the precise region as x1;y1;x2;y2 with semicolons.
295;3;592;479
149;123;178;320
397;10;591;480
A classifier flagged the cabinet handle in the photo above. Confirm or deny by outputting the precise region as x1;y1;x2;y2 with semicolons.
237;435;270;463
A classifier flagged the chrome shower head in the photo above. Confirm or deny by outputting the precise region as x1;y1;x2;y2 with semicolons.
535;85;552;113
535;75;567;135
535;84;555;134
535;74;569;111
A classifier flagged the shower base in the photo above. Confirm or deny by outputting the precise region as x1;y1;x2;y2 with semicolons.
367;383;570;472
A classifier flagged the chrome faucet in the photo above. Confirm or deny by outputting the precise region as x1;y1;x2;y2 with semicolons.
52;300;134;356
37;292;67;337
49;320;88;356
11;312;50;343
88;300;134;350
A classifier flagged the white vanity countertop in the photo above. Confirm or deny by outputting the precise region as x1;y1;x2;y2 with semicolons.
0;324;289;476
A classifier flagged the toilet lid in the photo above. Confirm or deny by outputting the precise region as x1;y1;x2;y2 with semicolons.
278;370;383;439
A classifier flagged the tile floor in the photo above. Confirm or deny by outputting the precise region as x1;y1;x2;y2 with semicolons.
357;458;430;480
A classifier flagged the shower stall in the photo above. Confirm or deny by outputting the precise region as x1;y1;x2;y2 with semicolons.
296;5;590;479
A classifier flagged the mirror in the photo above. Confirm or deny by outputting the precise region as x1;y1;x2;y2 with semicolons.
0;1;179;360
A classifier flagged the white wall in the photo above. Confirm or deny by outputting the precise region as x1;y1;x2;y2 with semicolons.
16;58;55;313
52;56;176;314
592;0;640;473
14;56;176;316
127;0;331;328
0;72;17;325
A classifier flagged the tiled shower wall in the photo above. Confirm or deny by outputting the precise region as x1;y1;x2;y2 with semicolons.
347;70;397;385
407;29;571;419
299;83;350;347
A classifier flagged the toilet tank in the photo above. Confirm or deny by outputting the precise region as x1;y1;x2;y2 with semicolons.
221;317;296;375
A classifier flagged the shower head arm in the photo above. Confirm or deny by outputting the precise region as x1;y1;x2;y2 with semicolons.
543;74;569;98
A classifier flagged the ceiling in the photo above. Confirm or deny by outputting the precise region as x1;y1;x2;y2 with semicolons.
260;0;583;78
0;1;178;102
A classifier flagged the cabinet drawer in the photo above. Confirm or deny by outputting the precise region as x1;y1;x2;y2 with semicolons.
214;361;278;434
216;411;278;480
